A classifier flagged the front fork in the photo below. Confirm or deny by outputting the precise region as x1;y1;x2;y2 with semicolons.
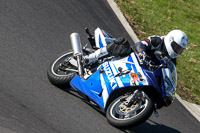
124;90;143;107
123;90;159;117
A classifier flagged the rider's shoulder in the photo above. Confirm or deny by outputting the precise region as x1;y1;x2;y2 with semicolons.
147;35;164;39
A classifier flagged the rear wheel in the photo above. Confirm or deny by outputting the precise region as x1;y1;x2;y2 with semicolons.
106;90;154;128
47;51;77;87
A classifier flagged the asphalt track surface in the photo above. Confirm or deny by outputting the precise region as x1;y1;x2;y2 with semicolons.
0;0;199;133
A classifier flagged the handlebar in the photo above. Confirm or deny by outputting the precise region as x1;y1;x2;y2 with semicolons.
142;56;167;71
138;51;169;71
143;59;160;70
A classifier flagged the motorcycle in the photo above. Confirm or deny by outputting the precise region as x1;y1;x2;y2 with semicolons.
47;27;177;128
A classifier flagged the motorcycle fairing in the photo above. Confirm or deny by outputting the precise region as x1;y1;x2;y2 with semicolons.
70;53;151;109
143;68;166;97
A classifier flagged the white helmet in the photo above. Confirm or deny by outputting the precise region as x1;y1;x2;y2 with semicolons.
164;30;188;58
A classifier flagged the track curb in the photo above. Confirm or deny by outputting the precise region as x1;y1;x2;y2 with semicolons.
107;0;200;122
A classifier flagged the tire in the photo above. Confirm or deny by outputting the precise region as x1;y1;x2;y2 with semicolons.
106;90;154;128
47;51;77;87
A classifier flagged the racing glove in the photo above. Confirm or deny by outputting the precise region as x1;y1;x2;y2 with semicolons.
138;51;147;61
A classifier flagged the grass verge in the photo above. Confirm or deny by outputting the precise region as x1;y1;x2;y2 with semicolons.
115;0;200;104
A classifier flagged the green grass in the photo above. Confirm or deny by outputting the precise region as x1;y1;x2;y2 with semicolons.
116;0;200;104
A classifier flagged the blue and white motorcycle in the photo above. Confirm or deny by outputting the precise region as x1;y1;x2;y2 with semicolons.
47;28;177;128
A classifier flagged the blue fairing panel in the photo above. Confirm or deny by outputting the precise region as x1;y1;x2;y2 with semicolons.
70;53;166;109
70;69;105;109
143;68;166;97
70;54;150;109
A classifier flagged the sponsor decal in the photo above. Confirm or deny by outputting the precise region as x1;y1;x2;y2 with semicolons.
102;62;118;90
131;71;139;85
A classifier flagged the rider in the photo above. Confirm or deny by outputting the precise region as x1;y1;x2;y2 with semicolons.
84;30;188;65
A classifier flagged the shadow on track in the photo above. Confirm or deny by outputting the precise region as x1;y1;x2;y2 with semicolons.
59;86;181;133
59;86;105;116
122;119;181;133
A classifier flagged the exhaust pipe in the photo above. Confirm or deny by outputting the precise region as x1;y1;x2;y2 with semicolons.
70;33;84;77
70;33;83;56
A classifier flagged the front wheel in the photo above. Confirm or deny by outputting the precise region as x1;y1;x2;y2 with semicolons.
106;90;154;128
47;51;77;87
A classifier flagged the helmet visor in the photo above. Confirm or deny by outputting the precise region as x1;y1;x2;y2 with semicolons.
171;41;184;55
